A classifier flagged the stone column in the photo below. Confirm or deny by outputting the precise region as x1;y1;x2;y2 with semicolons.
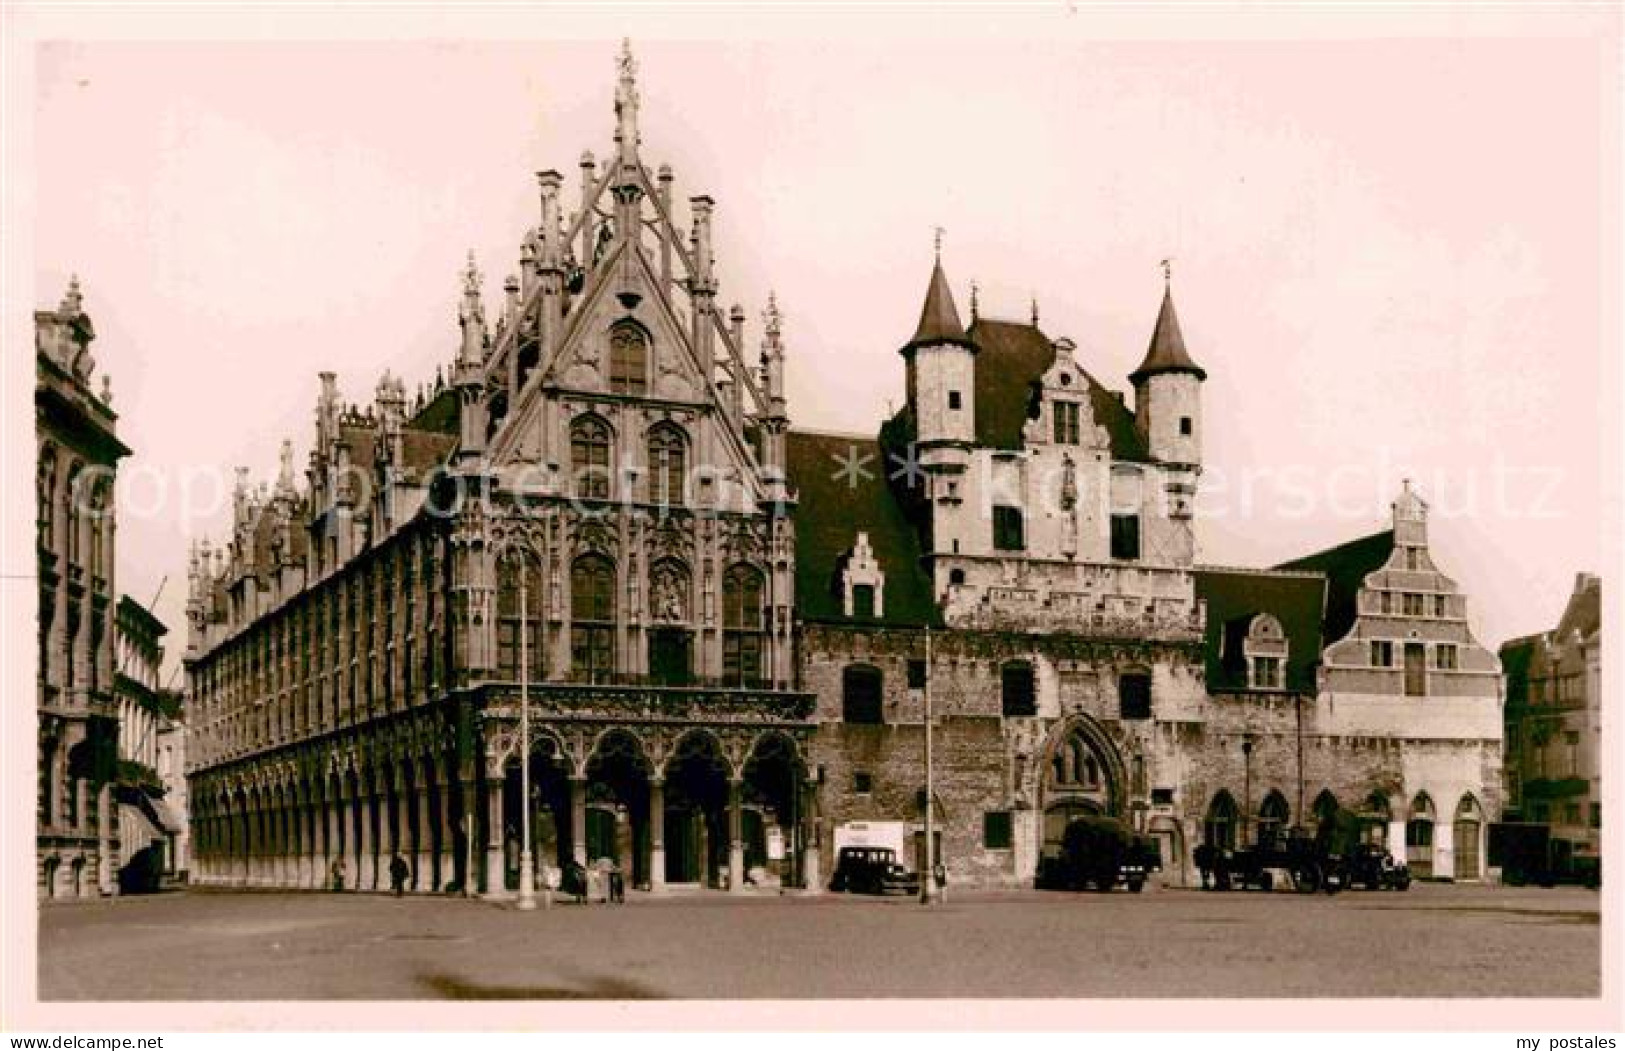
570;776;588;866
648;778;666;893
483;771;505;897
801;779;821;894
394;780;412;891
300;795;317;888
459;778;479;893
415;777;435;891
728;778;745;894
357;790;376;891
280;797;296;887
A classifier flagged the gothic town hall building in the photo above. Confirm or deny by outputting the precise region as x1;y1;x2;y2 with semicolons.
182;47;1503;895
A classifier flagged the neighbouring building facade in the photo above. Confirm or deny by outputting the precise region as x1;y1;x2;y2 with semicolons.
1500;573;1602;859
112;595;187;885
181;45;1505;894
37;278;131;899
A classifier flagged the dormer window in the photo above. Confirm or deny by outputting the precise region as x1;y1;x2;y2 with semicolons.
841;531;885;619
1244;612;1289;690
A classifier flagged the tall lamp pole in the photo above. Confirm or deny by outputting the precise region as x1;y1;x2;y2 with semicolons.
514;546;537;912
921;625;937;905
1242;736;1255;847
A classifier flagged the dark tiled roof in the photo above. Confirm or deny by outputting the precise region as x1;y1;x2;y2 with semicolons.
1129;285;1206;384
965;318;1149;461
1275;529;1395;646
403;431;457;476
904;261;973;351
1557;575;1601;639
785;430;938;627
410;387;459;435
1194;567;1326;693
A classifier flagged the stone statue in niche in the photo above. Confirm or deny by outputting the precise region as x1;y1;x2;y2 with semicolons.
649;564;688;622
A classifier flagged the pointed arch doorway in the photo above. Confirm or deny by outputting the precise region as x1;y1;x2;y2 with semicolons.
1037;715;1127;881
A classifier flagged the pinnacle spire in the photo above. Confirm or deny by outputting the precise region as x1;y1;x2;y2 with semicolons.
614;38;641;163
905;251;974;352
1130;270;1205;384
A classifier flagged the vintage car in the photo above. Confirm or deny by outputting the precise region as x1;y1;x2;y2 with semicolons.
829;846;921;895
1345;841;1412;891
1055;815;1150;893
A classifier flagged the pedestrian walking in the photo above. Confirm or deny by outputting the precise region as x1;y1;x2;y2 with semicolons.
608;859;625;903
389;853;410;897
330;858;347;893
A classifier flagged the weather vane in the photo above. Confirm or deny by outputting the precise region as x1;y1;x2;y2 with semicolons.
934;226;945;262
1159;257;1173;285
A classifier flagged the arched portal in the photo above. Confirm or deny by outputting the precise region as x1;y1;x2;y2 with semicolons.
1454;793;1483;881
1406;792;1436;878
582;730;652;886
1038;715;1127;865
741;733;805;887
664;732;731;887
502;731;574;889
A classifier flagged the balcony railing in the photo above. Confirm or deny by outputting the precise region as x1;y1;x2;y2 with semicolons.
478;681;816;724
945;583;1205;641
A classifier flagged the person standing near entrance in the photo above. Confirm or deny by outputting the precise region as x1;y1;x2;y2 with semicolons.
389;853;410;897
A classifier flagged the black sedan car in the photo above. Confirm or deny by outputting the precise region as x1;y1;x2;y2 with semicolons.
829;846;922;895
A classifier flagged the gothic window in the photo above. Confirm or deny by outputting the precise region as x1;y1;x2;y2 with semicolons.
1001;660;1036;717
1406;793;1435;878
496;557;544;682
570;555;616;683
842;664;883;724
1204;791;1238;850
647;423;687;507
570;415;613;501
1052;731;1100;789
1118;670;1152;720
1313;789;1341;825
722;565;766;688
1258;790;1290;839
993;505;1025;551
37;445;57;551
64;464;82;567
608;323;648;396
1053;400;1081;445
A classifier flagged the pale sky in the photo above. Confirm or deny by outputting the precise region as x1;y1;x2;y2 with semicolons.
23;16;1621;678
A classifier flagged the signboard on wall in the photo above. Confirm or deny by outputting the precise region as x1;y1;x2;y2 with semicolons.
766;827;785;861
833;821;907;858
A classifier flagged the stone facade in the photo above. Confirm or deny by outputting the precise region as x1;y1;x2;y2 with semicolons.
112;595;186;883
183;46;817;898
178;43;1507;896
36;277;130;899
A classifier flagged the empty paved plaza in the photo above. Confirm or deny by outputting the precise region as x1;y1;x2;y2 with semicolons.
37;881;1599;1000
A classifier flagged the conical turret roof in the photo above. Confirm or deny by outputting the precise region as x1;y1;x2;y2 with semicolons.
904;260;976;353
1130;284;1205;383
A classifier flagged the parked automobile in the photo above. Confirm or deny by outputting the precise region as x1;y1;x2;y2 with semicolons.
830;846;921;895
1057;815;1149;893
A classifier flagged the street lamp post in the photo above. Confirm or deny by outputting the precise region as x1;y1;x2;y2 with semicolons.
515;550;537;912
920;625;937;905
1242;736;1255;847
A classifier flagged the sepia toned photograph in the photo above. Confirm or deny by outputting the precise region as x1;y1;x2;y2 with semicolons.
5;2;1620;1038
